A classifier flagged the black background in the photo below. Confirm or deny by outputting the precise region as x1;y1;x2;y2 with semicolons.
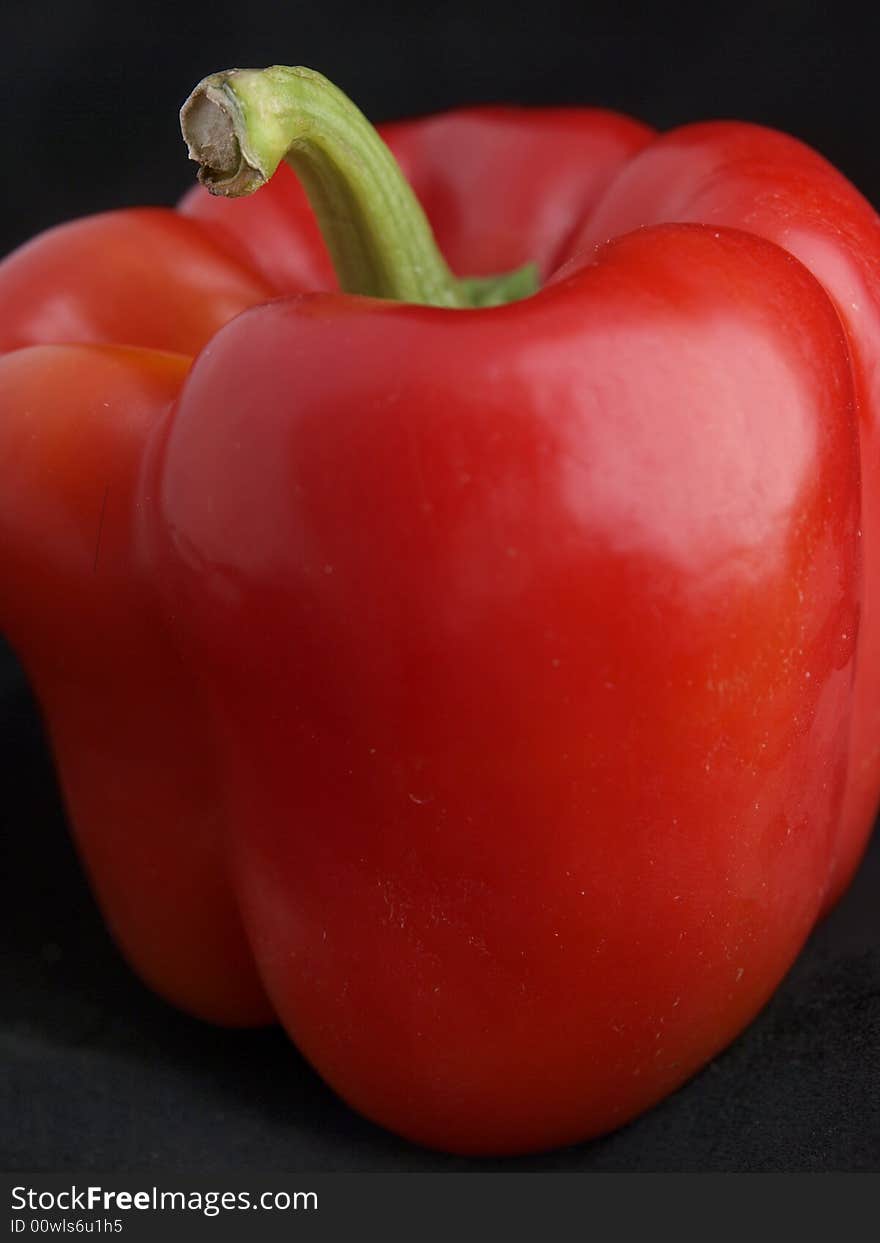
1;0;879;1172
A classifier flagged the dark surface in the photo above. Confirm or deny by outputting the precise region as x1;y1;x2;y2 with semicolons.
2;0;879;1172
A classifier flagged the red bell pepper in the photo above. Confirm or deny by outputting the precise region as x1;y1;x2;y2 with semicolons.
0;65;877;1155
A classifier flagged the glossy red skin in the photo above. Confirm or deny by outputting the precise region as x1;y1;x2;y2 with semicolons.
152;225;859;1153
565;123;880;910
184;114;880;914
0;345;272;1024
0;214;277;1024
0;209;274;355
0;107;651;1030
0;227;277;1023
0;105;876;1151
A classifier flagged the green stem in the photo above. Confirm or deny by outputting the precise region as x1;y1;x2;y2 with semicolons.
180;65;538;308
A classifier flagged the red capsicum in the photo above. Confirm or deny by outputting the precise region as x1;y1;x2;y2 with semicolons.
1;65;877;1155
